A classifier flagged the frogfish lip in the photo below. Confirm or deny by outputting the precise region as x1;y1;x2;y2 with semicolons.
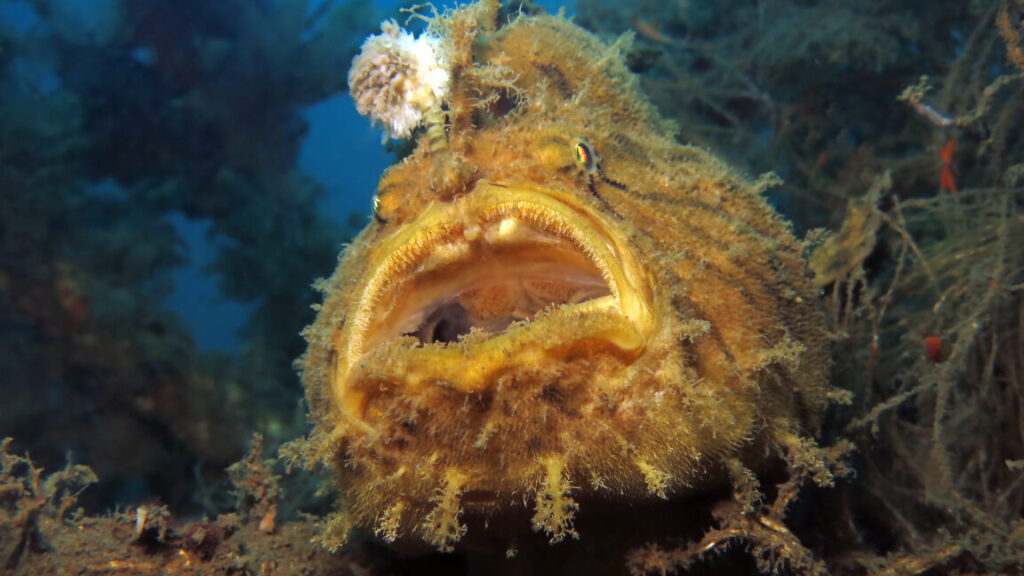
335;180;654;418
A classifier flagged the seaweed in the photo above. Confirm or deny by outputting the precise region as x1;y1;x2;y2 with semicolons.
628;441;854;576
0;436;377;575
0;0;377;517
576;0;1024;573
0;437;98;571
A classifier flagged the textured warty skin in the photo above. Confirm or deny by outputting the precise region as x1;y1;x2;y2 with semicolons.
300;3;832;552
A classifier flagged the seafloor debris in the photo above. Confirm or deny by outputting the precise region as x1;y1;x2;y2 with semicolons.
627;438;854;576
0;437;98;571
0;437;372;576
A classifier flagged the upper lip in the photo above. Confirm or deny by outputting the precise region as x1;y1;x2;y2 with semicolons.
335;180;653;415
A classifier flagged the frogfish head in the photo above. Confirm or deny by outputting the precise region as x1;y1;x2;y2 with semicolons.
300;3;834;552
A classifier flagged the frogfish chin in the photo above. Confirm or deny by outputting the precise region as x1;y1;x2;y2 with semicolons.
300;2;834;552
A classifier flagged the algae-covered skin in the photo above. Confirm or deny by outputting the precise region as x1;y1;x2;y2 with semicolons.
301;2;832;551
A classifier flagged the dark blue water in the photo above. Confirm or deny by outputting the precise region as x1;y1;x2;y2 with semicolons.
0;0;572;353
165;0;574;352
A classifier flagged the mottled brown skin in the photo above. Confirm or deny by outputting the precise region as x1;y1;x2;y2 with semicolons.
301;5;831;551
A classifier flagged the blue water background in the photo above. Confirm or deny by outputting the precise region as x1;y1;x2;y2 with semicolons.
173;0;575;352
1;0;574;352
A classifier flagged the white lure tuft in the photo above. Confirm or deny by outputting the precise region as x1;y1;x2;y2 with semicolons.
348;20;450;141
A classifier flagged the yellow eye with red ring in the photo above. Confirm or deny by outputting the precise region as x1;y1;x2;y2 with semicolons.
574;141;590;166
572;137;597;176
571;136;628;198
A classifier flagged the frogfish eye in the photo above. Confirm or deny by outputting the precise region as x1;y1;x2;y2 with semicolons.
572;138;596;174
372;194;387;223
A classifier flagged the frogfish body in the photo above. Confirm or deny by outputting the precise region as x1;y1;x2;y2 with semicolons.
300;2;831;551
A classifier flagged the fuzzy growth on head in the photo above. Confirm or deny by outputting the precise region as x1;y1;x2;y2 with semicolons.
348;20;450;141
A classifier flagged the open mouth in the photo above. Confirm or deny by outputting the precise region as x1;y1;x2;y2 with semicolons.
387;242;612;345
335;181;653;416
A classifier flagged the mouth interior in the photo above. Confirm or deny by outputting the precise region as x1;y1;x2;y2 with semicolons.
370;228;613;349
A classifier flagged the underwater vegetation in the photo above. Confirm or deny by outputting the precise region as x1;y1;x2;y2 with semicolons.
1;0;1024;575
576;0;1024;574
0;0;376;516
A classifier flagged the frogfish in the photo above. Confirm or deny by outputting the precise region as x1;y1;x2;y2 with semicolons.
299;1;833;552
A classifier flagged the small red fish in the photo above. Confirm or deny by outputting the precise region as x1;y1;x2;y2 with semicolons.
925;336;945;363
939;137;957;194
